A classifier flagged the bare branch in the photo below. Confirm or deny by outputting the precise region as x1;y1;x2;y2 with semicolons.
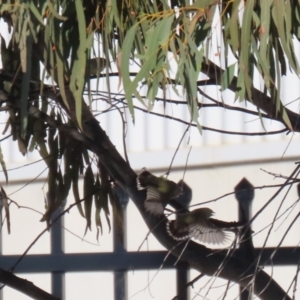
172;273;204;300
0;269;59;300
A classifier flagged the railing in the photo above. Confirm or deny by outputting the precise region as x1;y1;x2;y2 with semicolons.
0;177;299;299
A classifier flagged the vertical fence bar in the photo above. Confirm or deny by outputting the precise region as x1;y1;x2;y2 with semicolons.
235;178;254;300
176;265;189;300
112;184;129;300
175;180;192;300
51;207;65;299
0;208;3;300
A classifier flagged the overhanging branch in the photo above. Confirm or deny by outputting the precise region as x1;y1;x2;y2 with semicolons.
29;32;292;299
30;90;291;300
0;269;59;300
200;61;300;132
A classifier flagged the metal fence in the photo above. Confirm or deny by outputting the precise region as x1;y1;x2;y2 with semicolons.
0;177;299;300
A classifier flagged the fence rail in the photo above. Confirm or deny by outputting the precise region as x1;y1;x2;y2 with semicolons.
0;177;299;299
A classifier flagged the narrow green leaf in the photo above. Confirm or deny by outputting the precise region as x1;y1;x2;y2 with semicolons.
280;106;293;130
72;171;85;217
94;176;103;239
28;1;44;26
239;0;255;101
84;165;94;234
188;98;202;134
0;186;10;234
272;0;299;73
251;36;272;89
0;145;8;184
228;0;241;53
69;1;94;129
121;23;139;119
221;63;236;91
145;14;174;60
47;0;68;21
20;32;33;139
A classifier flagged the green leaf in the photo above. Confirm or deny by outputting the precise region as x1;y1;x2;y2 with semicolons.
0;186;10;234
55;31;69;110
84;165;94;234
33;119;49;163
228;0;241;53
72;171;85;218
239;0;255;101
221;63;236;91
47;0;68;21
19;12;33;138
94;175;111;240
121;23;139;120
94;176;103;238
69;0;94;129
0;145;8;184
280;106;293;131
28;1;44;25
272;0;299;73
188;97;202;134
189;0;217;8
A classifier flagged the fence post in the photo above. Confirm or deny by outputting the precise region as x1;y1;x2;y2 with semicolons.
175;180;192;300
51;206;65;299
112;183;129;300
234;178;254;300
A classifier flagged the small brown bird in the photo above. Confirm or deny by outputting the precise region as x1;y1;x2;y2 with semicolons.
166;208;236;245
137;168;182;216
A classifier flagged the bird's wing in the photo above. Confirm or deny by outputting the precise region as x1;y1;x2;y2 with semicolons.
166;220;191;240
136;168;149;190
144;186;164;215
190;223;231;245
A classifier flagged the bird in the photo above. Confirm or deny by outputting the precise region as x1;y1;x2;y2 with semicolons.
166;208;239;245
86;57;106;76
137;168;182;216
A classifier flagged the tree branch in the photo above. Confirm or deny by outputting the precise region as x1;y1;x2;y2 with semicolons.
200;61;300;132
0;269;59;300
33;90;290;300
82;110;291;300
31;33;291;300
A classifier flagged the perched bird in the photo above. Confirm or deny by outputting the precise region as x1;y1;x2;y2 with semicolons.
86;57;106;76
137;168;182;216
174;180;192;209
167;208;238;245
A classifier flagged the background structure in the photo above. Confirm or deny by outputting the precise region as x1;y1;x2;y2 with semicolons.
1;98;300;299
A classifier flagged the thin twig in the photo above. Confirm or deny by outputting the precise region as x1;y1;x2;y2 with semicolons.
120;102;289;136
7;167;48;197
172;273;204;300
94;96;289;136
197;87;272;120
10;189;101;272
221;280;231;300
167;123;191;176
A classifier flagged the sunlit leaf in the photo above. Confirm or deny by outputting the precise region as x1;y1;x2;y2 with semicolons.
221;63;236;91
239;0;254;101
121;23;139;120
69;0;94;129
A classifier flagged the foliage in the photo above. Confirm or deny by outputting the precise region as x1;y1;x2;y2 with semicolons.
0;0;299;230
